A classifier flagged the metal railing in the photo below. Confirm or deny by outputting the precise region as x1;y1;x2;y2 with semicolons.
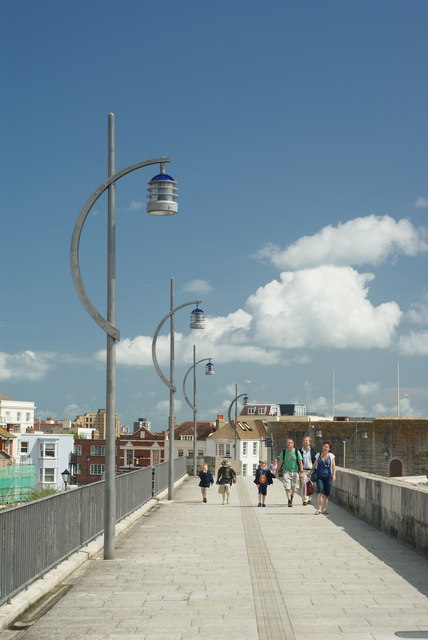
0;457;187;606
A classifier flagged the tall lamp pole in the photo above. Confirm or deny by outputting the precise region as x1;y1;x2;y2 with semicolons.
152;278;205;499
70;113;178;559
342;427;368;468
227;392;248;460
182;345;215;475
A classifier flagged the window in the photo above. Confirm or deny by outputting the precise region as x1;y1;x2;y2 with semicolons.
90;464;105;475
178;449;184;457
74;445;82;455
252;464;257;475
126;450;133;465
180;435;193;441
75;464;82;474
242;442;248;456
40;442;57;458
17;412;21;421
13;425;20;433
152;450;160;465
216;443;231;457
21;441;29;454
26;412;31;422
253;442;258;455
40;468;55;483
90;445;105;456
198;450;203;456
247;407;255;415
258;407;266;415
243;464;248;476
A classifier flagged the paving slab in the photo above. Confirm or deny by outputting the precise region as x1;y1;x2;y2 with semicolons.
1;475;427;640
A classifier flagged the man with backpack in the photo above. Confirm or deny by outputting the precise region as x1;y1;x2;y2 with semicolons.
216;459;237;505
276;438;303;507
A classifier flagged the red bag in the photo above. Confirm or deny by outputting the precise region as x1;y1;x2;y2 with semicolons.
306;481;314;496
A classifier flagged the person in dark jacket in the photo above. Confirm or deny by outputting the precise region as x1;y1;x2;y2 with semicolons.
299;436;317;505
198;464;214;503
254;460;273;507
216;459;236;505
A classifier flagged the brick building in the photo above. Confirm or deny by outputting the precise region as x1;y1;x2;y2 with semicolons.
267;418;428;477
72;425;166;485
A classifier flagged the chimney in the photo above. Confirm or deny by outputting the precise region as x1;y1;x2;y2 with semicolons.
215;415;225;431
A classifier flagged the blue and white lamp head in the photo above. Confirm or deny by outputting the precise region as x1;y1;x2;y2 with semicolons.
190;307;205;330
243;394;249;405
205;361;215;376
147;162;178;216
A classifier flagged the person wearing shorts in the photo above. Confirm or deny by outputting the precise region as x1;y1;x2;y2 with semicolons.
276;439;303;507
310;441;336;515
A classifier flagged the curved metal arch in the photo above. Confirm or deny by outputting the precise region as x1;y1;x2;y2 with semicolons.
227;393;248;433
70;157;171;340
151;300;201;392
182;358;212;411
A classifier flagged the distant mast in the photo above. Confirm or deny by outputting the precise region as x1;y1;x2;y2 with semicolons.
332;369;336;419
397;360;400;417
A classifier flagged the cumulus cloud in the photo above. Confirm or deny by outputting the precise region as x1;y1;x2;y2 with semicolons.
406;293;428;324
334;401;365;415
399;331;428;355
182;279;213;295
0;350;53;381
357;381;381;396
255;215;427;269
246;266;401;349
155;398;182;418
415;197;428;209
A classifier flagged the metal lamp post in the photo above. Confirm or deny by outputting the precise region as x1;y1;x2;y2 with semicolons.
152;278;205;500
342;427;368;468
61;469;70;490
227;392;249;460
182;345;215;476
70;113;178;560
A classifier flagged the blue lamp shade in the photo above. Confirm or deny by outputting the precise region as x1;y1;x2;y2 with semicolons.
243;395;249;405
205;361;215;376
362;429;368;439
190;308;205;329
147;165;178;216
315;427;323;438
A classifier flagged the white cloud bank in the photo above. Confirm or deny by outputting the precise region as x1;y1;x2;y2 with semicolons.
399;331;428;355
255;215;427;269
0;350;53;381
415;197;428;209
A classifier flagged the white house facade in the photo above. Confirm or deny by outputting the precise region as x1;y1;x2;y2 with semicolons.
0;392;35;434
206;419;269;476
19;433;74;491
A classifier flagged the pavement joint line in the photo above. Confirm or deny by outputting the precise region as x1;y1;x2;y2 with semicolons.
237;479;296;640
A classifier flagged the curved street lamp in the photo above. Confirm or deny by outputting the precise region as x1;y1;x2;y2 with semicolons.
182;345;215;476
342;427;368;468
70;113;178;560
152;278;205;499
227;392;249;461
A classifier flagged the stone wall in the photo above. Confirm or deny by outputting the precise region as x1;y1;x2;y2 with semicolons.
332;467;428;556
267;418;428;476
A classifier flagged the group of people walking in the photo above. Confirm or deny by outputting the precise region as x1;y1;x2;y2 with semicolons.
198;436;336;515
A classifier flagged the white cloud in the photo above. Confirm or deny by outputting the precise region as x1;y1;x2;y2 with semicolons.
155;398;182;418
415;197;428;209
334;401;365;415
406;293;428;324
357;381;381;396
255;215;427;269
246;266;401;349
399;330;428;355
128;200;144;211
0;350;53;381
182;279;213;295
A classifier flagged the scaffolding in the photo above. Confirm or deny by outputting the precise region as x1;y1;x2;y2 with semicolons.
0;464;36;504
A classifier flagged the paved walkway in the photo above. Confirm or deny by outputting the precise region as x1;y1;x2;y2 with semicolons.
3;476;428;640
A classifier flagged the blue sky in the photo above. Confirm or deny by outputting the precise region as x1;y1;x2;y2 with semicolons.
1;0;427;430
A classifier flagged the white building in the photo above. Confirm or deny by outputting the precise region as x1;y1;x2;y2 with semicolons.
0;392;35;434
206;418;269;476
19;433;74;491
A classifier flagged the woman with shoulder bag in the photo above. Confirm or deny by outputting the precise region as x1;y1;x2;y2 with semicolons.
310;441;336;515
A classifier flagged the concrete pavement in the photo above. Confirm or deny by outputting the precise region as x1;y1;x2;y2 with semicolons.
2;475;428;640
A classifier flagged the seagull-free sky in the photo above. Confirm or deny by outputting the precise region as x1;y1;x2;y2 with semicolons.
1;1;427;430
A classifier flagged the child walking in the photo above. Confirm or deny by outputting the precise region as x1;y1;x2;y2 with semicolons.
198;463;214;503
254;460;273;507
